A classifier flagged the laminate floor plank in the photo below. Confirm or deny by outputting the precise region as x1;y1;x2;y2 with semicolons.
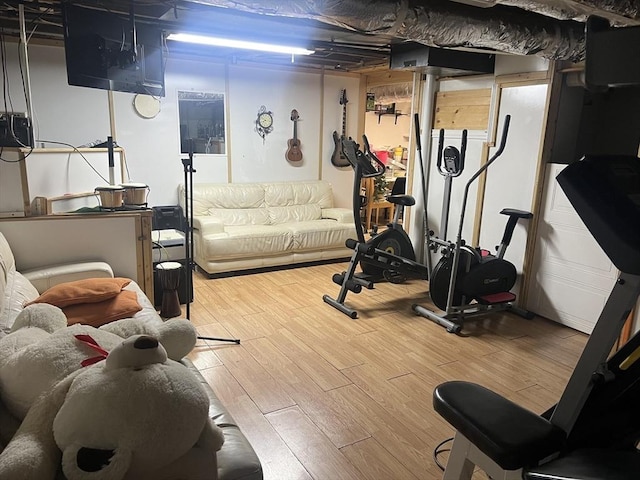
266;406;366;480
199;366;313;480
242;336;370;448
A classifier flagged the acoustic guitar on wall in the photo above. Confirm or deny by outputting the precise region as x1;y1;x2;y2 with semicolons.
331;89;351;167
286;109;303;163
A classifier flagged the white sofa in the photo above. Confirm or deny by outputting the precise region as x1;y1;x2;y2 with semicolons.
0;232;262;480
179;180;356;276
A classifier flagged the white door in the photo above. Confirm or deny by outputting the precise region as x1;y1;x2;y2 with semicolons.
479;84;548;298
527;163;619;334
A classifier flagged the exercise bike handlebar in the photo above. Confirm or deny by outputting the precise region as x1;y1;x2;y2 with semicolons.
341;137;385;179
361;134;386;177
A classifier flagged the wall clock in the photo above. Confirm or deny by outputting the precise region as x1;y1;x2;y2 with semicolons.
255;105;273;142
133;94;161;119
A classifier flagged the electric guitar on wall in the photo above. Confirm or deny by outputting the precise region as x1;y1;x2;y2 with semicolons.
286;109;303;163
331;89;351;167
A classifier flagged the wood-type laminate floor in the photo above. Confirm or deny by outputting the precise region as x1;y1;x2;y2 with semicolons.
184;263;587;480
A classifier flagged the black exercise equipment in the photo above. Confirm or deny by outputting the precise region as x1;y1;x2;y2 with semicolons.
413;115;534;334
322;136;429;318
431;153;640;479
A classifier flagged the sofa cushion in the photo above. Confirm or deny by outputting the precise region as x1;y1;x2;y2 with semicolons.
21;262;114;294
0;233;16;316
189;183;265;216
268;204;322;224
63;289;143;327
200;225;294;260
0;271;39;335
286;220;356;250
263;181;333;208
26;277;132;308
206;207;270;226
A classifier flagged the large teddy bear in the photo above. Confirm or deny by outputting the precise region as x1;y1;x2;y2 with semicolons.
0;304;224;479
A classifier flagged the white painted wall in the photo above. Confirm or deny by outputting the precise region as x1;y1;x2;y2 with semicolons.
321;74;361;209
0;41;358;213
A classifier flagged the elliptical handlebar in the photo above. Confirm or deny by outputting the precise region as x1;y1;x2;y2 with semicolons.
459;130;468;174
460;114;511;214
489;114;510;163
436;129;445;170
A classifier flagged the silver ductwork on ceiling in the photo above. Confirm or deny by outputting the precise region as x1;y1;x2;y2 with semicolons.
187;0;590;61
494;1;640;25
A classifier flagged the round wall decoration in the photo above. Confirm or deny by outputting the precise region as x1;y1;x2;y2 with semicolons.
255;105;274;142
133;94;161;119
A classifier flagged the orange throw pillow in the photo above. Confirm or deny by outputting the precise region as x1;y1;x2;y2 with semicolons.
64;290;142;327
25;277;132;308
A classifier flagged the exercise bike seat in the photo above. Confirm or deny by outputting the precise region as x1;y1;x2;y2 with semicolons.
387;194;415;207
433;381;566;470
500;208;533;220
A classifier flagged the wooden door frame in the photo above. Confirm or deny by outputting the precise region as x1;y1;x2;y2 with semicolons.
471;68;554;308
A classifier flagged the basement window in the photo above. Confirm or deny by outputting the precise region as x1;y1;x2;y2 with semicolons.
178;91;226;155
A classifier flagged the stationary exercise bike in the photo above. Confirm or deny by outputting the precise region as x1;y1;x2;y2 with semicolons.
323;136;429;319
414;115;534;334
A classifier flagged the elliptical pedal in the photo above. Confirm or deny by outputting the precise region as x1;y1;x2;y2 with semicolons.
477;291;517;305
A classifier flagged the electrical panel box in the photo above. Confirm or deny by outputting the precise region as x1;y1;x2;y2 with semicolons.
0;113;33;148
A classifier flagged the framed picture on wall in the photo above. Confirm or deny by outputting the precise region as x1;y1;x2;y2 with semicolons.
177;91;226;155
366;93;375;111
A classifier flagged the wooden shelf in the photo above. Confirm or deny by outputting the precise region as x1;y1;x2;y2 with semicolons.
15;147;124;154
376;112;406;124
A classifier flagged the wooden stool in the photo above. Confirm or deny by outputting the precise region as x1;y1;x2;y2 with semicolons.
156;261;183;318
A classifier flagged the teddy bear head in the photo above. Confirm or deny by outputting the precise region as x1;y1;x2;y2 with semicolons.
0;304;197;421
53;334;223;480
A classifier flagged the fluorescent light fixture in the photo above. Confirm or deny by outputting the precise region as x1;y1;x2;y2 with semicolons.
167;33;314;56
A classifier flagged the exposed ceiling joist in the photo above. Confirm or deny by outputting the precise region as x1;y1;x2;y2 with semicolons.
0;0;638;71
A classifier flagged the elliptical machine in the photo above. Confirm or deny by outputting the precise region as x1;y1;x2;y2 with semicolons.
414;115;535;334
323;136;429;319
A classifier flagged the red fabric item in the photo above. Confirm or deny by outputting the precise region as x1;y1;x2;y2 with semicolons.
74;334;109;367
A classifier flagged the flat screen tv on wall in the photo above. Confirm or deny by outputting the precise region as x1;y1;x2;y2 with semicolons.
62;4;165;97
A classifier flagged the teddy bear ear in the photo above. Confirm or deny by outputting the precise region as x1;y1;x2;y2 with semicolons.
105;335;167;370
12;304;67;333
156;319;197;360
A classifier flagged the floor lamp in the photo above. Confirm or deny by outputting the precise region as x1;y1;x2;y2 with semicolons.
182;141;240;344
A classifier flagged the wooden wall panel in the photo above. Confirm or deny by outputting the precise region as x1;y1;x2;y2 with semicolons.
433;89;492;130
